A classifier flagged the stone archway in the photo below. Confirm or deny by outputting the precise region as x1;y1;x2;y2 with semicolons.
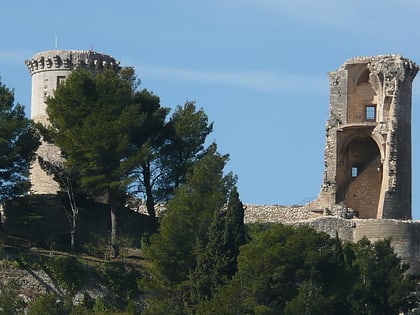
342;136;382;218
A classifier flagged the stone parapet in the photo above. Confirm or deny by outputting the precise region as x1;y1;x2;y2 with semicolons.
25;50;120;75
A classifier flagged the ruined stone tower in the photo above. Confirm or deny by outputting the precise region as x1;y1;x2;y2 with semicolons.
315;55;418;220
25;50;120;194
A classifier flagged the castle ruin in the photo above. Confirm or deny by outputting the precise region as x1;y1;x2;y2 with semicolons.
245;55;420;272
314;55;418;220
24;51;420;271
25;50;120;194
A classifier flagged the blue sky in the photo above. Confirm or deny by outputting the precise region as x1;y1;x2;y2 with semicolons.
2;1;420;218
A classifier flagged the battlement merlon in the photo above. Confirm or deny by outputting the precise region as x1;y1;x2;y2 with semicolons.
25;50;121;75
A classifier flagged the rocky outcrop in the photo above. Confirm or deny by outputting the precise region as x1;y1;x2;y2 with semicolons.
0;259;109;303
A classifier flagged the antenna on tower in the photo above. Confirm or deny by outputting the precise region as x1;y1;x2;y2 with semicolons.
55;35;58;49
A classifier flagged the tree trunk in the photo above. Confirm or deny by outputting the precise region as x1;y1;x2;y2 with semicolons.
66;185;78;251
142;162;158;230
110;203;118;258
70;228;75;251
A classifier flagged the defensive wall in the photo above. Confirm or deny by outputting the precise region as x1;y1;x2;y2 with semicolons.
244;204;420;273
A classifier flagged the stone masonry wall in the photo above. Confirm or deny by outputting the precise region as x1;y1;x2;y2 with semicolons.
243;204;420;273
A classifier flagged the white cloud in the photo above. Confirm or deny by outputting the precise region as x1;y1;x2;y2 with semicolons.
233;0;420;35
0;50;32;64
136;64;328;95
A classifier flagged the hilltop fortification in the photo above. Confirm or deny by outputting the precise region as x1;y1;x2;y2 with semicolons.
25;52;420;271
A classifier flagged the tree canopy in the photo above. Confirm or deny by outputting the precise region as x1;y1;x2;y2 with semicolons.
198;224;419;315
46;68;145;253
142;143;240;313
0;80;39;202
127;100;212;227
46;67;215;250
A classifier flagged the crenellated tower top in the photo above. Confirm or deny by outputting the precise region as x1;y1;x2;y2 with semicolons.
25;50;120;75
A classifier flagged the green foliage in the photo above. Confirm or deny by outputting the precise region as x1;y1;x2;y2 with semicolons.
145;144;233;281
0;79;40;202
189;186;247;308
46;68;157;253
190;209;230;304
122;88;169;228
0;279;25;315
128;100;214;230
45;256;85;294
27;294;66;315
143;144;236;311
47;69;134;198
157;101;214;199
101;261;143;307
92;298;112;313
198;225;419;315
233;224;338;313
224;186;247;275
82;233;115;260
346;237;419;314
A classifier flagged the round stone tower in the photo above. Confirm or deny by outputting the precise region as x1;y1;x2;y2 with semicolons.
25;50;120;194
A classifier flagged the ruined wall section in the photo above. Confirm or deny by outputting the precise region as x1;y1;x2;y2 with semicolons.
314;68;348;210
243;206;420;273
314;55;418;220
368;57;418;219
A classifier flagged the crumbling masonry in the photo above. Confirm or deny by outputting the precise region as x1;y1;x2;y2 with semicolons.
314;55;418;219
246;55;420;272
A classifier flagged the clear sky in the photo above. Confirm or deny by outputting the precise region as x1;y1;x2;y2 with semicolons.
2;1;420;218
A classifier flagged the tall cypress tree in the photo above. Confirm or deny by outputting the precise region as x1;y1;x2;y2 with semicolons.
190;208;230;305
224;186;247;277
189;186;246;309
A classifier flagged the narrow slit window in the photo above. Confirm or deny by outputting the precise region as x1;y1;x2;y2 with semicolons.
365;105;376;121
56;76;66;88
351;166;358;178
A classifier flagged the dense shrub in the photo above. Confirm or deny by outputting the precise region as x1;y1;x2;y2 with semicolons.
101;261;143;307
45;256;85;293
0;279;25;315
27;294;66;315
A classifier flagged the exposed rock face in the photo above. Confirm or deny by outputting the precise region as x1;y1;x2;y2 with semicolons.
0;260;109;302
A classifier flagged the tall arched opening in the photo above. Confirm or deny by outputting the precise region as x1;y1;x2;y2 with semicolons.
338;136;382;218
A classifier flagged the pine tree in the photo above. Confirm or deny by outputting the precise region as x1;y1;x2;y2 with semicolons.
47;69;144;256
0;80;39;202
142;144;235;313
